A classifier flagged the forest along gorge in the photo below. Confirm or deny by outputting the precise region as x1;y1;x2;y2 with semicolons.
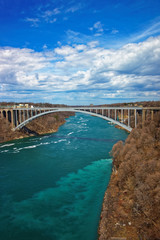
0;113;128;240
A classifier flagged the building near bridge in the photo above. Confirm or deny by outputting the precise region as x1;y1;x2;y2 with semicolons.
13;103;34;109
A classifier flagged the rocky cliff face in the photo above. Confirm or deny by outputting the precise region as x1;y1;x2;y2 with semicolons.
99;114;160;240
0;112;74;143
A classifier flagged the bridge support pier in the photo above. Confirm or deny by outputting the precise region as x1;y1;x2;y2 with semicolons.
151;110;154;121
19;110;22;123
27;110;29;119
11;110;14;127
135;109;137;128
142;109;146;126
128;109;130;127
121;109;123;123
108;109;110;118
1;110;4;119
23;110;25;123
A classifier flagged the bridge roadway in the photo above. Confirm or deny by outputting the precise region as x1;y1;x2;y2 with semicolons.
0;106;159;132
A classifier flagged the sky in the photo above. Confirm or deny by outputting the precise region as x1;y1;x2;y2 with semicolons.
0;0;160;105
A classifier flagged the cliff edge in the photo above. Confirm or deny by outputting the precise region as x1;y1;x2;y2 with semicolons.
0;112;74;143
99;114;160;240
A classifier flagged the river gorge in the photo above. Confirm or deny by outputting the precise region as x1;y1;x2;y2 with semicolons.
0;113;128;240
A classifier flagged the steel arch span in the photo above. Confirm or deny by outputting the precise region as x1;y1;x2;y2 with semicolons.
1;106;159;133
13;108;133;132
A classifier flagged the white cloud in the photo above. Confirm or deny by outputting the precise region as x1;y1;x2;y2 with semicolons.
52;8;61;15
0;47;50;87
74;44;87;51
111;29;119;34
93;21;104;32
89;21;104;36
41;8;60;23
25;18;40;27
54;45;77;56
24;2;83;27
65;3;82;13
87;41;99;48
130;19;160;42
43;44;48;49
0;36;160;103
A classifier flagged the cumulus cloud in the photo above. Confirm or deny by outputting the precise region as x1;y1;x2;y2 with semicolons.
0;36;160;103
0;47;50;87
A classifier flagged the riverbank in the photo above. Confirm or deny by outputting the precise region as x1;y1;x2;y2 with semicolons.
0;112;74;143
98;114;160;240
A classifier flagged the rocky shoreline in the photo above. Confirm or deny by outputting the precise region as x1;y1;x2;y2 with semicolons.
0;112;74;144
98;116;160;240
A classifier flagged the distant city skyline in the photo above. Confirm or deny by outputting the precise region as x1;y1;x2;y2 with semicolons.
0;0;160;105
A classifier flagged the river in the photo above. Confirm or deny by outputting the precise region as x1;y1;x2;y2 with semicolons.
0;113;128;240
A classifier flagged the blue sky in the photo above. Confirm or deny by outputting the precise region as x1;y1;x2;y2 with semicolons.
0;0;160;105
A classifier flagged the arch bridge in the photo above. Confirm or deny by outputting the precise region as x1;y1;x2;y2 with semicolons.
0;106;160;132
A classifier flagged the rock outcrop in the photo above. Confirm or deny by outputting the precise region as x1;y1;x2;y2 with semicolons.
0;112;74;143
99;114;160;240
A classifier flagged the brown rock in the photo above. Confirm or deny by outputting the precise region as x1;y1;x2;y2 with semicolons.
0;112;74;143
99;114;160;240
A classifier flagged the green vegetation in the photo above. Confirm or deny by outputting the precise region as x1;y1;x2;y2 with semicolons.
54;114;59;121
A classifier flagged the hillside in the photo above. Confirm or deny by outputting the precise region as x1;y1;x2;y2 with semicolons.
99;113;160;240
0;112;74;143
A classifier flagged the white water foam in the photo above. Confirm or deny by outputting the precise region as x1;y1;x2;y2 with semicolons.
0;143;15;148
0;150;9;153
41;142;50;145
23;145;37;149
67;132;74;135
57;139;67;143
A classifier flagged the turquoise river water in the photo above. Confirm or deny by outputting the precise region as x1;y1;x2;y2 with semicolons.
0;113;128;240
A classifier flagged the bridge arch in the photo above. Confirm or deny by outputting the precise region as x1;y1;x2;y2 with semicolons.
13;109;132;132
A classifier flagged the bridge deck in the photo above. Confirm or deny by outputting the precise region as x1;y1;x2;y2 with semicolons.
1;106;159;133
